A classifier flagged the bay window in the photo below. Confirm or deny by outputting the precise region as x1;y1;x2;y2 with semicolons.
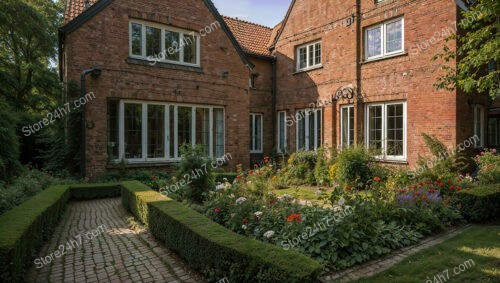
109;101;224;162
296;109;322;151
366;102;406;160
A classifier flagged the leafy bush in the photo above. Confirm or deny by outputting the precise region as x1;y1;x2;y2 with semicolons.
279;150;317;185
214;172;238;183
0;169;76;215
121;181;323;282
97;170;170;191
69;183;121;200
474;149;500;185
0;99;21;180
314;148;334;186
175;145;215;203
335;147;373;189
452;183;500;223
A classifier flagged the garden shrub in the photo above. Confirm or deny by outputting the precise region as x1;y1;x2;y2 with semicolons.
69;183;121;200
452;183;500;223
335;147;373;189
214;172;238;184
121;181;323;282
314;148;334;186
97;170;170;191
176;145;215;203
474;149;500;185
0;185;70;282
0;99;22;181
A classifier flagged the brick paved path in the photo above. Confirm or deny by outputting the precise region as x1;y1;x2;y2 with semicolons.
320;225;471;282
25;198;205;283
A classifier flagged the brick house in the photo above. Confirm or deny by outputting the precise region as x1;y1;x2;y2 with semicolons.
60;0;497;178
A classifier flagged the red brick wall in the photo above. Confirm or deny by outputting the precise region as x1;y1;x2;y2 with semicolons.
63;0;251;178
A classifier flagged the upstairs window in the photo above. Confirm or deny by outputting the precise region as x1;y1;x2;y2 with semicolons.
296;41;321;71
365;18;404;60
129;21;200;66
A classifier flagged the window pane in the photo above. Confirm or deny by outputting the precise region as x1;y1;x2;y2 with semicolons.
124;103;143;159
341;107;352;148
349;107;354;147
214;109;224;157
316;110;322;149
386;104;404;156
368;105;383;152
367;26;382;58
278;112;286;152
183;34;197;64
255;115;262;152
386;20;402;53
299;47;307;69
147;105;165;158
146;26;161;57
196;108;210;155
107;101;119;160
131;23;142;56
169;106;175;158
308;45;314;67
315;43;321;65
297;111;306;150
178;106;192;149
308;111;315;150
165;30;180;61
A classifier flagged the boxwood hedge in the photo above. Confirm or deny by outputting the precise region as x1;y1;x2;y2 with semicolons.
453;183;500;223
0;183;122;282
121;181;323;282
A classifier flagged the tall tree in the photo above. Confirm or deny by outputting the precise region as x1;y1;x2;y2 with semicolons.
434;0;499;99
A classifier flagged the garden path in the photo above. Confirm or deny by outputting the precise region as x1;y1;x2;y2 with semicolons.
24;198;205;283
320;225;471;282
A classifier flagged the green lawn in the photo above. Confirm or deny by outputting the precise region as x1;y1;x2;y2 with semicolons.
353;225;500;283
272;186;333;205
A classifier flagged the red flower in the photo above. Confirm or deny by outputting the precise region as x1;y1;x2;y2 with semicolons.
287;213;302;223
236;175;242;179
248;170;254;175
399;189;405;193
242;217;249;223
373;176;381;182
258;172;263;176
214;208;221;213
269;199;276;205
419;182;423;187
264;156;270;163
254;163;259;168
345;186;351;191
449;185;454;190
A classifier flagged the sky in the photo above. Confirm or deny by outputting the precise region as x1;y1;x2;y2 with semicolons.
212;0;292;27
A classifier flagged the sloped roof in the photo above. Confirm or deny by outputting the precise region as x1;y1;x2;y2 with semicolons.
64;0;99;23
222;16;273;58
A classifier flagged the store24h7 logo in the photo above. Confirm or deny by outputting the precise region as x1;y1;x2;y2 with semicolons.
455;0;476;12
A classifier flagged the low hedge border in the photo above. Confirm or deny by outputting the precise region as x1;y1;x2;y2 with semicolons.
453;183;500;223
0;185;70;282
121;181;323;283
0;183;123;282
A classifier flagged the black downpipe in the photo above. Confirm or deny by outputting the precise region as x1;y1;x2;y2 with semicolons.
271;58;277;150
356;0;362;143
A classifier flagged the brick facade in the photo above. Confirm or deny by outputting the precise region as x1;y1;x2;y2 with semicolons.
62;0;494;177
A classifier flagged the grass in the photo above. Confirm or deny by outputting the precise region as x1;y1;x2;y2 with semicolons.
272;186;334;206
352;225;500;283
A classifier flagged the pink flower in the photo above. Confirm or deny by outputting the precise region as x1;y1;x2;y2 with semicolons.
214;208;221;213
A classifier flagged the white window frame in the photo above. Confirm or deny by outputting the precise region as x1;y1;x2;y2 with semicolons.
296;40;322;72
340;105;354;149
364;17;404;60
250;113;264;153
129;20;201;67
365;101;407;161
117;100;224;163
473;105;485;148
277;111;287;153
296;109;322;151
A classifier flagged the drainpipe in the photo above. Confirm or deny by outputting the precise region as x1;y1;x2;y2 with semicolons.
80;67;102;177
272;57;277;151
356;0;362;144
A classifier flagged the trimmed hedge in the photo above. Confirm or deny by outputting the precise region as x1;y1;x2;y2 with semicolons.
0;185;70;282
0;182;124;282
121;181;323;282
69;183;121;200
453;183;500;223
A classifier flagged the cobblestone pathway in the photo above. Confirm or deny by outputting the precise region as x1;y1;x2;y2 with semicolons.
320;225;471;282
25;198;205;283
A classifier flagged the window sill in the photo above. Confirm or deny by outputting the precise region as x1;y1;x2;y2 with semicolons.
361;52;408;64
293;65;323;75
127;58;204;73
107;160;180;169
375;159;408;165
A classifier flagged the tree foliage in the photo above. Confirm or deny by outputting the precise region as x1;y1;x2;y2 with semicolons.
433;0;499;99
0;98;22;180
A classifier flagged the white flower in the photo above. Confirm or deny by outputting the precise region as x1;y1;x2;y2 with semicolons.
229;194;235;199
277;196;284;202
230;213;236;218
283;194;294;200
263;230;275;238
338;197;345;206
236;197;247;205
223;178;228;182
241;225;248;230
315;189;323;196
215;183;226;190
254;211;263;219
